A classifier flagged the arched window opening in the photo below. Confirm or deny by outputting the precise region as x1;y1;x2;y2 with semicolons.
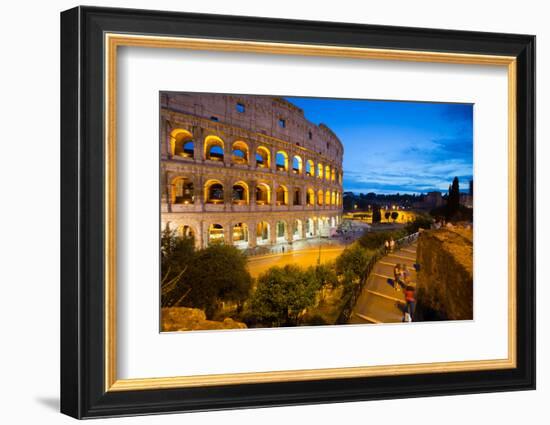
276;221;286;239
317;190;324;206
292;155;302;174
331;168;336;182
232;141;249;165
177;225;194;239
170;129;194;158
306;189;315;206
317;163;323;179
256;146;271;168
256;221;270;244
276;151;288;171
256;183;271;205
325;165;331;181
205;181;224;204
171;177;194;204
293;220;303;241
276;185;288;206
293;188;301;205
233;223;248;244
306;160;314;177
232;182;248;205
208;224;224;244
204;136;224;161
325;191;331;205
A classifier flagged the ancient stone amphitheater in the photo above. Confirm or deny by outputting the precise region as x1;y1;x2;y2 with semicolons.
160;92;344;250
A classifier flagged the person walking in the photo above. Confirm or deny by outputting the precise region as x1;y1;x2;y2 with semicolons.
404;285;416;320
393;263;401;291
384;240;390;254
389;237;395;253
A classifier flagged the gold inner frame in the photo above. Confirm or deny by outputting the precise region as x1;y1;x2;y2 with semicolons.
104;33;517;392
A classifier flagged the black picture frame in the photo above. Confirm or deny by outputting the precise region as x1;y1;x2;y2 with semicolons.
60;5;535;419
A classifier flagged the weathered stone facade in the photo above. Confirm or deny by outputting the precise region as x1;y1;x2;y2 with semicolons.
160;93;344;249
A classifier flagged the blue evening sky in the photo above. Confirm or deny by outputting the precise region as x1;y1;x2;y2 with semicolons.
285;97;473;195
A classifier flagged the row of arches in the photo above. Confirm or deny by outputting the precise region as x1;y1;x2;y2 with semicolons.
175;216;339;248
170;177;343;207
169;129;343;183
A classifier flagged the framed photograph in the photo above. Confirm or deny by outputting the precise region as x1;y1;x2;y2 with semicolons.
60;6;535;419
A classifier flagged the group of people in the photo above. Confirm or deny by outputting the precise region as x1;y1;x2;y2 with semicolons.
393;263;416;322
384;238;395;253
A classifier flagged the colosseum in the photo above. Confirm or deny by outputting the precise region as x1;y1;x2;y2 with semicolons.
160;92;344;250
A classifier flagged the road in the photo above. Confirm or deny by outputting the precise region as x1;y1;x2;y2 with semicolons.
247;246;346;278
349;241;418;324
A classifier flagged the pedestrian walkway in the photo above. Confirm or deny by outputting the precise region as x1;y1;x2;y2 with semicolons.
349;241;417;324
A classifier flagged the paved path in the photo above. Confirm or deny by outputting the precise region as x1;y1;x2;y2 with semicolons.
247;246;346;278
349;242;418;324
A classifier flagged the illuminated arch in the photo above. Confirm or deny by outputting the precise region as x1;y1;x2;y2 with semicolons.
306;159;314;176
331;168;336;182
171;176;194;204
306;218;315;237
177;225;195;239
293;187;302;205
208;224;224;244
317;163;323;179
325;191;331;205
232;223;249;245
317;189;324;206
170;129;194;157
276;185;289;206
204;179;224;204
276;220;287;241
204;135;224;161
325;165;331;181
293;219;303;241
306;188;315;206
331;191;336;206
292;155;303;174
255;146;271;168
255;183;271;205
276;151;288;171
231;140;249;165
232;181;249;205
256;221;270;245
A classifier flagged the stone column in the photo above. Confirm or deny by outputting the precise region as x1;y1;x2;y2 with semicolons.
248;221;257;248
269;220;277;245
194;129;204;162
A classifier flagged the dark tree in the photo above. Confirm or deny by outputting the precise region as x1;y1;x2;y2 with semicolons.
248;265;319;327
384;211;391;221
372;206;382;223
446;176;461;218
391;211;399;222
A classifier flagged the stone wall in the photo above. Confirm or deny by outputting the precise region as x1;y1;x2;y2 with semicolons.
416;228;473;320
161;307;247;332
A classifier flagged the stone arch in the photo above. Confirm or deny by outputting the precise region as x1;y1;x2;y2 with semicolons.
293;219;303;241
208;223;224;245
292;155;303;174
293;187;302;205
204;179;224;204
256;146;271;168
232;222;249;247
306;188;315;206
256;221;270;245
325;190;331;205
276;184;289;206
204;135;224;161
176;224;195;239
255;182;271;205
306;217;315;237
331;168;336;182
231;140;249;165
276;220;288;242
331;191;336;206
170;128;194;157
306;159;314;177
317;189;324;206
232;181;249;205
317;163;324;179
276;150;289;171
170;176;194;204
325;165;331;181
